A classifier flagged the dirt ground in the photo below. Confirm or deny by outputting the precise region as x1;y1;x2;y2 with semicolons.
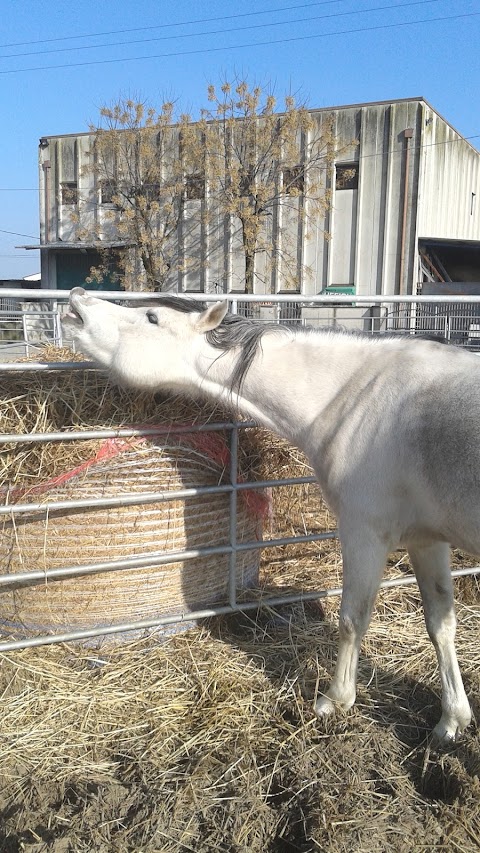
0;569;479;853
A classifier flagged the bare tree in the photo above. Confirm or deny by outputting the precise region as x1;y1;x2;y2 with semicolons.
77;99;200;291
76;85;341;294
200;79;338;293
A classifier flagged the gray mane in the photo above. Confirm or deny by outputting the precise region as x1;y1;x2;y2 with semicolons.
207;311;288;392
149;296;286;392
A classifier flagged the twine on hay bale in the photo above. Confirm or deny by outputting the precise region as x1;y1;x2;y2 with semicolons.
1;432;265;636
0;353;269;641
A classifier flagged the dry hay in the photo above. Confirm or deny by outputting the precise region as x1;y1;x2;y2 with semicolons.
0;577;479;853
1;348;479;851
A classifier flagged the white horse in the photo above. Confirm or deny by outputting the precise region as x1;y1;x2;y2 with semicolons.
63;287;479;743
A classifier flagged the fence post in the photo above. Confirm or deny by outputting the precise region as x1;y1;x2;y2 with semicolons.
228;423;239;608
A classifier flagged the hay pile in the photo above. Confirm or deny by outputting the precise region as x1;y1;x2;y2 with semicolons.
0;349;479;851
0;583;478;852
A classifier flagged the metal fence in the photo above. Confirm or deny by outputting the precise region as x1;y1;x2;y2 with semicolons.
1;289;479;652
4;289;480;356
0;294;61;359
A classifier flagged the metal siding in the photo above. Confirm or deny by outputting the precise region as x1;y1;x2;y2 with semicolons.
418;111;480;241
77;136;96;239
401;102;422;295
330;187;357;285
180;198;204;292
57;139;77;243
355;106;389;294
302;118;330;296
379;102;421;295
229;216;246;292
55;251;118;291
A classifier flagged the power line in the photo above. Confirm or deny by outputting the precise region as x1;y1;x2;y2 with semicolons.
0;9;478;75
0;229;39;239
0;1;348;49
0;0;443;60
359;132;480;158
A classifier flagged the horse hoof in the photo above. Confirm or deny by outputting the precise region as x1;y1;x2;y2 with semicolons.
432;713;470;745
314;696;336;719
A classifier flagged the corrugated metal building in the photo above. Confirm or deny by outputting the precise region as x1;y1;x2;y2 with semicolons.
28;97;480;296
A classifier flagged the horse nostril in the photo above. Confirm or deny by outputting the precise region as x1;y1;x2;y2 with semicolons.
70;287;86;297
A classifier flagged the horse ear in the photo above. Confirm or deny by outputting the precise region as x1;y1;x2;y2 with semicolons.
196;301;228;333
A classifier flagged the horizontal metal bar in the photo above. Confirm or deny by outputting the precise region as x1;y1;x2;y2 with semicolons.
236;532;337;552
0;544;236;586
0;420;257;444
239;475;317;490
1;484;233;514
4;288;480;304
0;565;477;653
1;476;316;516
0;531;337;588
0;361;96;372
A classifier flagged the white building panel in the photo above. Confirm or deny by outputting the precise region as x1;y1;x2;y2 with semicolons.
418;105;480;241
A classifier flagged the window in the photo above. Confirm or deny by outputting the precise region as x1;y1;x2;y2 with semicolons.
61;181;78;205
144;182;161;203
100;179;117;205
335;164;359;191
185;173;205;200
282;166;305;195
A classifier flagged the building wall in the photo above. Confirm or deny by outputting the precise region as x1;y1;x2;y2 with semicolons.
417;104;480;241
37;98;480;295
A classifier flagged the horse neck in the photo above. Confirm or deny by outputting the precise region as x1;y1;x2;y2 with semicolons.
194;329;369;444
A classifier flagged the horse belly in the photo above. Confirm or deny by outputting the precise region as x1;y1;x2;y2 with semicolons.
416;386;480;555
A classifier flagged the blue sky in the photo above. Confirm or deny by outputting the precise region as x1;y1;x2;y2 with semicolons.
1;0;479;279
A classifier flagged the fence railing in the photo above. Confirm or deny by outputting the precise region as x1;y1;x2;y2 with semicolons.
1;290;479;651
4;289;480;359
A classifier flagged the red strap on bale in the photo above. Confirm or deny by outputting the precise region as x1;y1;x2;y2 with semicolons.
3;425;271;521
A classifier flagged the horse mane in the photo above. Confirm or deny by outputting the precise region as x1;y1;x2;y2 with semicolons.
210;312;293;392
146;296;287;393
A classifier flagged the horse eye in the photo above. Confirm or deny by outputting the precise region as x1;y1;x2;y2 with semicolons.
147;311;159;325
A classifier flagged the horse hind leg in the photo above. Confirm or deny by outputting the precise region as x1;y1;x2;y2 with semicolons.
407;541;471;743
315;529;388;720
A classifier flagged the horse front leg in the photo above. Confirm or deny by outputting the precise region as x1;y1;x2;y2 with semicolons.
315;528;388;720
407;541;471;743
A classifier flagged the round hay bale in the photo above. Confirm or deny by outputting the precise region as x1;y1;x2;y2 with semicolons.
0;432;265;640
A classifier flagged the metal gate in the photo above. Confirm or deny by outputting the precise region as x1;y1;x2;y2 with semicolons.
1;291;479;651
